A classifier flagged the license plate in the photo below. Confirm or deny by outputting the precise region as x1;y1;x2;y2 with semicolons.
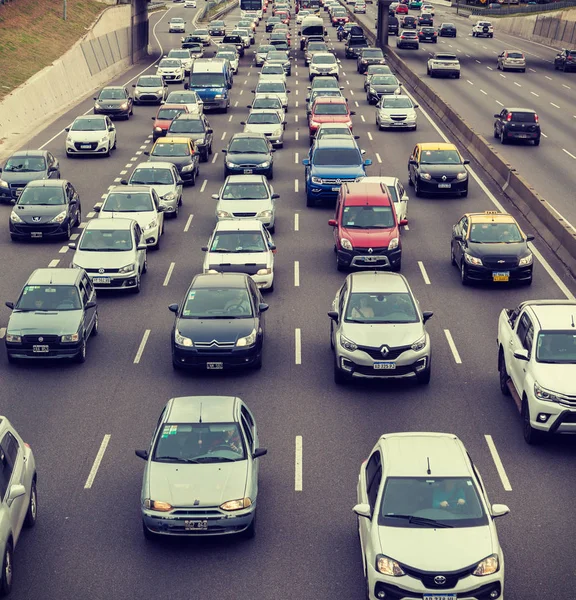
331;186;341;191
438;183;451;188
363;256;380;263
93;277;111;284
33;345;49;353
374;361;396;370
516;134;528;138
184;520;208;530
243;169;253;174
493;271;510;282
424;595;456;600
80;144;92;149
31;232;42;238
207;362;223;369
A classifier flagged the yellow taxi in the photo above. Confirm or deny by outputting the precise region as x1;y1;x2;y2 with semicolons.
408;142;470;197
451;210;534;285
146;136;199;185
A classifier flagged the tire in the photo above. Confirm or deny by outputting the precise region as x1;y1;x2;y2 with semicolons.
460;261;469;286
23;479;37;528
142;258;147;274
306;194;314;207
112;137;117;150
533;138;540;146
522;399;542;445
498;349;510;396
408;173;414;187
334;361;349;384
268;167;274;180
190;170;196;186
75;207;81;227
460;188;468;198
500;130;507;145
91;312;99;337
450;243;456;266
153;237;160;251
253;352;263;370
0;543;13;597
142;520;158;541
75;338;87;363
455;73;460;79
414;179;422;197
201;150;208;163
133;273;141;294
64;221;72;241
493;127;498;139
104;143;111;158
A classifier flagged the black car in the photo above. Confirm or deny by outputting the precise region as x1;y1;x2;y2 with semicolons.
9;179;81;241
223;133;275;179
364;64;393;90
169;272;268;371
0;150;60;204
182;35;205;49
418;14;433;26
208;21;226;36
439;23;457;37
222;34;245;56
144;138;200;185
357;48;386;74
345;35;369;58
418;26;437;43
166;113;214;161
451;212;534;286
493;108;540;146
5;268;98;363
408;144;470;197
388;15;399;36
402;15;417;29
554;48;576;72
93;86;133;119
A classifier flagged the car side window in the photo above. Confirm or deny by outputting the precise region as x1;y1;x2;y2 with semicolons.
516;312;532;346
500;109;507;119
134;225;141;246
151;191;160;210
366;451;382;510
79;283;89;306
398;183;405;198
241;406;255;429
241;415;254;450
524;324;534;355
338;283;347;315
0;433;17;499
83;275;94;299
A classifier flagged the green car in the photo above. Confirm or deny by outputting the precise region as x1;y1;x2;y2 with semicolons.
409;0;423;7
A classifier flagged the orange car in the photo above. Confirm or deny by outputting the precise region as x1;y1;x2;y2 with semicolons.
151;104;189;140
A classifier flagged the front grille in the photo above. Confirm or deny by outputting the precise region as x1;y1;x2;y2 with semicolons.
430;175;457;183
84;267;122;274
319;178;356;185
402;563;475;589
13;224;62;234
194;340;235;349
139;94;159;101
391;115;407;121
357;344;412;360
354;246;388;254
232;212;257;217
74;142;97;151
22;335;60;344
483;257;518;268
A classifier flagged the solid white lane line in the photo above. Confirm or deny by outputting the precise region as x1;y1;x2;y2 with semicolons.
294;212;299;231
375;153;382;163
367;132;373;141
476;59;481;64
550;102;560;108
346;80;350;85
0;328;5;340
361;115;365;122
355;100;359;107
418;261;431;285
530;91;539;97
163;262;175;287
295;131;299;141
221;132;227;141
59;246;69;254
200;179;207;193
529;68;536;72
212;152;218;164
484;435;512;491
350;89;354;96
48;259;60;268
444;329;462;364
295;328;302;364
563;148;576;160
70;233;79;240
295;152;299;164
134;330;151;364
480;89;487;95
184;214;193;232
294;260;300;287
295;436;303;492
294;179;299;193
84;434;111;489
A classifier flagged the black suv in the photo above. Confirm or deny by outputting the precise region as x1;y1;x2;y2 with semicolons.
345;35;369;58
5;268;98;363
554;48;576;72
493;108;540;146
222;34;245;57
439;23;457;37
0;150;60;203
388;14;399;36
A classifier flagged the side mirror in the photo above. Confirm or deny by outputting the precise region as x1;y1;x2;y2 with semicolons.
68;242;77;250
85;300;97;310
493;114;500;118
93;206;101;213
137;243;148;251
253;447;268;458
422;311;433;323
5;302;14;310
328;219;337;226
352;503;371;518
463;159;470;165
132;84;136;88
151;117;156;120
207;128;214;134
240;121;246;125
364;159;372;166
144;151;150;156
350;111;356;115
454;234;463;242
526;234;535;242
361;149;366;155
409;159;418;165
259;302;269;312
399;219;408;227
93;97;98;101
7;484;26;506
513;348;529;361
491;504;510;518
414;104;419;108
251;89;256;93
269;244;276;251
212;193;219;199
272;193;280;199
168;303;179;313
201;246;208;251
120;179;128;185
65;127;70;132
135;449;149;460
302;158;310;166
327;310;339;322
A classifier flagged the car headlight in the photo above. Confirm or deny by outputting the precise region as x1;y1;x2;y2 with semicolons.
236;329;257;347
120;102;129;109
311;176;322;184
214;94;223;98
181;163;196;172
388;237;399;250
220;497;252;511
144;499;173;512
309;120;320;128
49;210;67;224
163;192;177;201
534;382;560;402
340;334;357;352
0;179;9;189
156;89;164;95
154;127;163;132
146;220;157;230
100;136;109;143
419;172;432;180
473;554;500;577
94;102;102;109
340;237;353;250
217;210;231;218
195;137;205;145
257;161;271;168
519;253;533;266
6;334;21;343
362;59;368;63
66;136;73;143
118;263;136;274
10;212;23;223
257;268;272;275
464;252;482;266
376;555;405;577
258;210;273;218
380;114;392;120
456;171;468;181
411;334;427;352
61;332;80;343
175;329;193;347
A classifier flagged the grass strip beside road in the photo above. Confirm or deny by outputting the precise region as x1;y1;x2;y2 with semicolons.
0;0;105;102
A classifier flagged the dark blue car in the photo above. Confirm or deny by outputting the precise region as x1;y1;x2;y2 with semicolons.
303;138;371;207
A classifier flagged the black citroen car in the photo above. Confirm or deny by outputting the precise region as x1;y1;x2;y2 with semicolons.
169;272;268;370
222;133;275;179
0;150;60;203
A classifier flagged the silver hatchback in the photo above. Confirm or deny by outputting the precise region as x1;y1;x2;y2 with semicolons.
136;396;267;539
497;50;526;72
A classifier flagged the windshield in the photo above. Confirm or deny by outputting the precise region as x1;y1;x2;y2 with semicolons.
222;182;269;199
257;82;285;93
253;98;282;109
372;76;398;85
311;91;342;102
216;52;236;61
16;285;81;311
71;118;106;131
368;66;392;75
79;229;133;251
130;167;174;185
102;192;154;212
189;73;226;88
318;126;351;137
138;76;163;87
469;222;523;243
247;112;281;125
228;138;269;153
17;186;64;205
267;52;288;60
536;331;576;364
154;422;245;463
381;96;412;108
169;119;204;133
313;55;336;65
181;287;253;318
210;231;267;252
262;66;284;74
302;24;324;36
4;156;46;172
363;49;383;58
152;141;190;157
159;59;181;68
166;92;198;105
345;292;418;323
342;205;394;229
312;78;339;89
195;29;208;35
98;89;125;99
308;43;327;52
420;149;462;164
314;103;348;115
258;45;275;53
314;148;359;165
379;477;488;528
169;51;189;59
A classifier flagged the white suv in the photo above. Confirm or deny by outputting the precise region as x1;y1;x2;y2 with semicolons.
472;21;494;38
354;432;509;600
309;52;340;80
0;417;37;596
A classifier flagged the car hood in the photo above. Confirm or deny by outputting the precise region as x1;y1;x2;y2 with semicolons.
135;86;163;94
343;321;423;347
68;130;108;142
206;251;271;270
225;151;271;165
310;164;365;177
217;199;273;213
168;131;206;142
147;460;248;508
243;123;282;135
533;364;576;396
341;227;398;246
73;249;136;269
8;310;83;336
12;204;66;223
255;92;287;102
99;211;157;230
419;163;466;176
96;99;128;107
466;241;529;259
1;171;47;185
311;115;351;124
153;118;175;129
130;183;175;198
176;316;258;343
371;84;400;92
377;525;494;571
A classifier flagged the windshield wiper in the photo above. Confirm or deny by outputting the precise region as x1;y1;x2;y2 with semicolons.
155;456;200;463
195;456;238;463
345;318;367;324
384;514;453;528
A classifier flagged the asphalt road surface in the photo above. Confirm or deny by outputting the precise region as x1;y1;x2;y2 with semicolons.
2;3;576;599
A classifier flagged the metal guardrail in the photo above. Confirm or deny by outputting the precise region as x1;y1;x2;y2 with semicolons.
465;0;576;16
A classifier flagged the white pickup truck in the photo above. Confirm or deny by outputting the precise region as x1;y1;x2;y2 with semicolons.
497;300;576;444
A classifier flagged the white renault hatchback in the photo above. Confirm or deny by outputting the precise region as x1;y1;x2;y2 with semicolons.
354;432;509;600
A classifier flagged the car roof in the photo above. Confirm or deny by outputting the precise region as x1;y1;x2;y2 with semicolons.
84;218;135;231
418;142;458;150
248;108;282;114
318;123;352;129
25;179;65;188
379;433;470;477
191;272;250;289
502;107;537;113
101;85;125;90
312;52;337;58
75;114;106;121
342;182;392;205
157;136;190;144
157;104;188;111
527;302;576;330
167;396;239;423
313;96;347;104
214;219;266;232
348;271;409;293
134;161;175;170
225;173;268;182
26;268;82;286
107;185;151;194
314;138;358;150
465;210;516;225
174;113;203;120
8;150;48;158
230;132;268;140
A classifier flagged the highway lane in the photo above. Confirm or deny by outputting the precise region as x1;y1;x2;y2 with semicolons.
1;3;576;599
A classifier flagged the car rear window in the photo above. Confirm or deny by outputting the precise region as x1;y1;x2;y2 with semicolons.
507;52;524;59
510;112;536;123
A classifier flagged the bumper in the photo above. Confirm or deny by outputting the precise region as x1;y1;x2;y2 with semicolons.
160;73;185;82
371;575;503;600
378;116;417;129
396;42;419;49
530;399;576;434
135;93;163;104
419;36;437;42
172;344;261;369
307;182;351;203
152;128;168;141
6;341;83;360
503;130;540;141
94;107;130;117
10;220;71;239
143;227;160;246
66;140;110;154
463;264;532;283
88;272;140;290
218;214;274;229
416;177;468;195
337;247;402;269
252;272;274;290
310;70;339;78
336;346;429;380
201;97;229;110
225;164;272;177
431;68;460;77
502;62;526;70
179;167;197;182
440;31;457;36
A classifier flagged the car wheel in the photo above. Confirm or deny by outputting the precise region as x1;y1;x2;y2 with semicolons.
500;130;507;145
142;258;148;274
334;360;349;384
173;202;179;218
533;138;540;146
493;127;499;139
522;398;542;445
112;137;117;150
133;273;141;294
190;171;196;186
253;352;263;370
450;243;456;266
75;206;81;227
201;150;208;163
104;143;111;157
91;312;99;336
64;221;72;240
414;179;421;197
0;543;13;597
268;166;274;180
455;73;460;79
498;349;510;396
24;479;38;528
153;237;160;251
460;261;469;286
75;338;87;363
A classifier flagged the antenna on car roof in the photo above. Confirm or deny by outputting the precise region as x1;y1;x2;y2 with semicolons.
571;314;575;328
199;402;203;424
426;457;431;475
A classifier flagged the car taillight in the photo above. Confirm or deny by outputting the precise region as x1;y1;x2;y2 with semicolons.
506;113;513;122
534;113;539;123
567;56;573;62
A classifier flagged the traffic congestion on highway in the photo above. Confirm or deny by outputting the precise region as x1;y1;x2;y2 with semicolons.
0;0;575;598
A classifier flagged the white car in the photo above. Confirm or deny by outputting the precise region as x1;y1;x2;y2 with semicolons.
427;52;461;78
354;432;509;600
165;90;204;114
213;175;279;232
97;185;165;249
233;28;252;48
359;176;409;222
315;122;357;141
421;3;434;15
296;10;311;24
202;220;276;290
242;109;285;148
472;20;494;38
185;0;196;6
193;28;211;45
0;417;37;596
375;94;418;131
215;50;240;74
167;49;193;74
247;94;286;124
253;80;289;110
260;64;287;83
309;52;340;80
65;115;116;157
156;58;185;83
169;18;186;33
127;161;183;218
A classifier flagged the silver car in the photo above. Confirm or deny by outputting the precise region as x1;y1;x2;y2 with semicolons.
375;94;418;131
329;272;433;384
192;28;211;45
167;49;194;74
165;90;204;115
255;44;275;66
242;109;285;148
136;396;267;539
126;162;183;218
132;75;167;105
497;49;526;72
253;80;289;111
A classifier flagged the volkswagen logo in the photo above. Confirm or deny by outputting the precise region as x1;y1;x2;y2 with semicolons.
380;345;389;357
32;216;41;222
434;575;447;586
335;179;341;184
98;268;105;274
368;248;373;254
38;337;43;343
441;175;447;181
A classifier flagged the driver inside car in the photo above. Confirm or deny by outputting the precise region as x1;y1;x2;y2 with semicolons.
433;479;467;510
223;290;251;314
209;427;243;454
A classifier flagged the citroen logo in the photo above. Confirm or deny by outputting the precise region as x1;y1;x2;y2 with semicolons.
38;337;43;342
380;345;390;357
98;268;105;274
441;175;447;181
368;248;373;254
32;216;41;222
434;575;447;586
